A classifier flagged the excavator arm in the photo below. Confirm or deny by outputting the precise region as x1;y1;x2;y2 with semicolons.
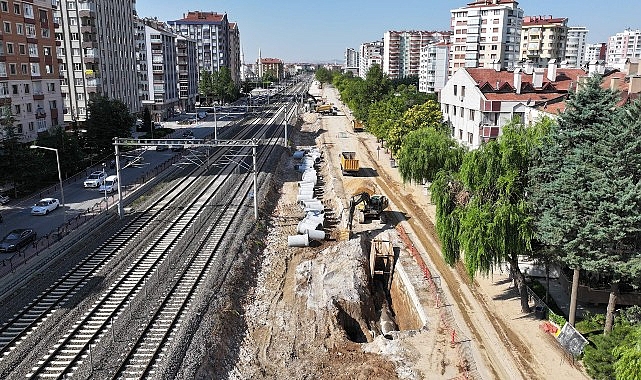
347;192;370;232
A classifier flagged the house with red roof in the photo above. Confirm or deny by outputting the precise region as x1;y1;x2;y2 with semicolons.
440;59;641;149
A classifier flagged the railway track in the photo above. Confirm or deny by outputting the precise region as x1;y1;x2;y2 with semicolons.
0;84;307;379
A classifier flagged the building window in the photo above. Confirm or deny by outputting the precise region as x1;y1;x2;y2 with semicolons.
453;85;458;96
14;104;21;114
26;103;32;112
42;28;50;38
16;23;23;35
0;1;7;12
23;3;33;18
73;63;82;70
19;44;26;55
13;3;19;14
70;33;79;41
24;83;29;93
468;132;474;144
0;62;5;77
469;109;475;121
26;24;35;37
6;43;14;54
30;63;40;76
47;82;55;92
461;86;466;97
3;21;11;33
21;64;27;74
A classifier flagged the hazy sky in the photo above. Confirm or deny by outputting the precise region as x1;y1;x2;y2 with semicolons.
136;0;641;64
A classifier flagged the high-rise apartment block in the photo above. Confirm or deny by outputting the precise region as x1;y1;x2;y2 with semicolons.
344;48;358;75
519;15;568;67
383;31;449;80
565;26;588;68
175;35;198;113
449;0;524;76
228;23;241;85
606;29;641;71
55;0;139;125
418;42;450;93
1;0;64;142
135;17;179;122
169;12;241;86
585;43;607;63
359;40;383;79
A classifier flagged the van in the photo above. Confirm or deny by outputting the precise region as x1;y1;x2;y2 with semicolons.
99;175;119;194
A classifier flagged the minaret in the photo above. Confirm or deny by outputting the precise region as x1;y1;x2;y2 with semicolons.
258;48;262;78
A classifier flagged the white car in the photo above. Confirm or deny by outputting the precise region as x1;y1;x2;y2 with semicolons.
31;198;60;215
84;171;107;188
99;175;119;194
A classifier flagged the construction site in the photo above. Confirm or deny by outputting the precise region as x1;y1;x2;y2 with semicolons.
200;82;590;379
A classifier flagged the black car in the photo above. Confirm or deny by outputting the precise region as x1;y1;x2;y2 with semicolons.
0;228;37;252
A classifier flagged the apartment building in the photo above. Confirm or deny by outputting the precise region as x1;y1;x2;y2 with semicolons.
55;0;139;125
135;17;179;122
228;23;241;85
257;58;284;80
169;12;238;82
0;0;64;142
418;42;450;93
359;40;383;79
344;47;358;75
383;31;449;80
519;15;568;67
176;35;198;113
565;26;588;68
440;61;584;149
449;0;524;76
606;29;641;71
586;42;607;63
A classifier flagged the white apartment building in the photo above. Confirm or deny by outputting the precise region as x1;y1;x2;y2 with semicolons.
606;29;641;71
359;40;383;79
418;42;450;93
449;0;524;76
344;48;358;74
135;18;179;122
383;31;449;79
439;61;584;149
519;15;568;67
55;0;139;125
585;43;607;64
0;0;64;142
566;26;588;68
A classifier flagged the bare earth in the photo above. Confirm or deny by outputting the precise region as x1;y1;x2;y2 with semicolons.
229;83;590;380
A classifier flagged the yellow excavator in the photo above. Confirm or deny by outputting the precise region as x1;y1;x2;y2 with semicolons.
347;191;389;233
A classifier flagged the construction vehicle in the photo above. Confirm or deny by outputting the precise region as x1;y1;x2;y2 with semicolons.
315;103;337;115
351;120;364;132
340;151;359;175
347;192;389;233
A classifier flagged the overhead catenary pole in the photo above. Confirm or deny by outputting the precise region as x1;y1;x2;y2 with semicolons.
253;145;258;220
115;141;124;219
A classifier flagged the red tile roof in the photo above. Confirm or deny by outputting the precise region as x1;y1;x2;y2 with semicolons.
523;16;567;26
261;58;283;64
466;68;585;93
180;11;225;22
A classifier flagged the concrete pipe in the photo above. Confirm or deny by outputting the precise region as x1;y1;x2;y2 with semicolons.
298;188;315;195
307;229;326;241
296;193;315;202
288;233;309;247
297;220;322;234
302;200;323;210
379;301;398;339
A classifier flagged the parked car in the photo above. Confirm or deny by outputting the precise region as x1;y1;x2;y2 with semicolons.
98;176;119;194
0;194;9;205
182;129;194;138
0;228;37;252
31;198;60;215
84;171;107;188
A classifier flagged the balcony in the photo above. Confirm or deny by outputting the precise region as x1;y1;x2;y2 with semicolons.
78;1;96;17
86;78;100;92
82;40;99;49
80;25;96;34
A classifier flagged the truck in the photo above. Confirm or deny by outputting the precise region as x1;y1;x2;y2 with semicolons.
315;103;337;115
351;120;364;132
340;152;359;175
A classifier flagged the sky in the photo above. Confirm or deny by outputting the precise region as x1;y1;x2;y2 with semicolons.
136;0;641;64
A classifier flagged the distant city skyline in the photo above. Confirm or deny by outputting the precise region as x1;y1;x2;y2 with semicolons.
136;0;641;63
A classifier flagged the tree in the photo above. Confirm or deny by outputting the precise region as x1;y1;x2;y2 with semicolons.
83;96;134;157
528;76;641;333
397;127;465;185
142;107;152;133
315;67;333;84
614;325;641;380
432;119;551;312
199;70;214;105
584;323;635;380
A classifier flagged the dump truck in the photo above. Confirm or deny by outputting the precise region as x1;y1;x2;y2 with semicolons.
340;151;359;175
315;103;337;115
351;120;364;132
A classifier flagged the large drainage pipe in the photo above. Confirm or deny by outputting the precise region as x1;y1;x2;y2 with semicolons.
307;229;326;241
288;233;309;247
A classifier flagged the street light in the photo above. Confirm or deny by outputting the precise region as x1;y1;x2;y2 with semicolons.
30;145;65;223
